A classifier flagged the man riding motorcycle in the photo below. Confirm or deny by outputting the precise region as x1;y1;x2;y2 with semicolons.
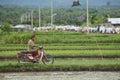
27;35;48;63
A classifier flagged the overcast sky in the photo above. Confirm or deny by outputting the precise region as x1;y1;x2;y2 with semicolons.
0;0;120;7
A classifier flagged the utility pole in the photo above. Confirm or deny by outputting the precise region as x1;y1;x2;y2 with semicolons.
21;15;23;23
28;12;31;21
39;7;41;27
86;0;89;33
51;0;53;27
31;10;33;29
25;12;28;22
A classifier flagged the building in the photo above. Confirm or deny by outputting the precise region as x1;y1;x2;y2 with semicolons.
108;18;120;27
12;24;33;32
98;18;120;34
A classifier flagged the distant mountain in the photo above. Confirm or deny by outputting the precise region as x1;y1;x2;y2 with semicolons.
0;0;120;7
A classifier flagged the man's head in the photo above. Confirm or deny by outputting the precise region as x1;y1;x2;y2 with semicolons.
30;35;35;41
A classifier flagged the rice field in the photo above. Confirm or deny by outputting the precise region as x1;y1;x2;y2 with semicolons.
0;31;120;71
0;43;120;57
0;58;120;72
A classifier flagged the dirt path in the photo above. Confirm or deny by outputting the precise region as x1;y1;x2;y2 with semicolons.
0;71;120;80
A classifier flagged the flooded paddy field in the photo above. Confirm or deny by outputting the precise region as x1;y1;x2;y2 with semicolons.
0;71;120;80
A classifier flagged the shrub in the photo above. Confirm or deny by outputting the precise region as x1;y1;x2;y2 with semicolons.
3;32;32;44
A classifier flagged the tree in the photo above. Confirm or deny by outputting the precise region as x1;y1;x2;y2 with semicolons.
1;23;12;33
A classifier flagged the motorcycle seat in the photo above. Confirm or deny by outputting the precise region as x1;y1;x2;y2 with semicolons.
21;50;30;54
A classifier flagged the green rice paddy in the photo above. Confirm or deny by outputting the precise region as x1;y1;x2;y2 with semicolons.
0;31;120;72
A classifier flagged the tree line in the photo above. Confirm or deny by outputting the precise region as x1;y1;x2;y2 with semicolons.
0;5;120;27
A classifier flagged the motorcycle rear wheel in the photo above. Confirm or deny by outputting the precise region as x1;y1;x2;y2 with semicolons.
18;56;28;63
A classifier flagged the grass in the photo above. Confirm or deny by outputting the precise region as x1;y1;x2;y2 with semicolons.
0;58;120;66
1;44;120;50
0;50;120;58
0;58;120;72
0;31;120;71
1;31;120;44
54;58;120;66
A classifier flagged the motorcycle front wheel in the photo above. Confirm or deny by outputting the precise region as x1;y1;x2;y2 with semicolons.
42;54;54;64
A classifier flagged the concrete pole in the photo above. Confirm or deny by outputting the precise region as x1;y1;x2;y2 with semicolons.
21;15;23;23
86;0;89;33
39;7;41;27
31;10;33;29
51;0;53;27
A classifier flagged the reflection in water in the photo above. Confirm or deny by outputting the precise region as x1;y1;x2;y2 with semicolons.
0;75;5;80
0;72;120;80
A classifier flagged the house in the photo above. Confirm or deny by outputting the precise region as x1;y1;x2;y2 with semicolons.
98;18;120;34
107;18;120;33
12;24;33;32
107;18;120;27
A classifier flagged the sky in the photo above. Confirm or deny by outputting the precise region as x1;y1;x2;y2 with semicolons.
0;0;120;7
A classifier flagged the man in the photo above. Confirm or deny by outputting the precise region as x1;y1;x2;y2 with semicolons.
27;35;40;62
28;35;49;62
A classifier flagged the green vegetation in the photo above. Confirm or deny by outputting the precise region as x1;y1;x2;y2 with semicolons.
2;32;32;44
0;31;120;72
0;5;120;26
1;23;12;33
1;31;120;44
0;58;120;72
0;4;120;72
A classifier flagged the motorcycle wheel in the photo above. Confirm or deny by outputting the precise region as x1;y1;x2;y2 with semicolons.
18;56;27;63
42;54;54;64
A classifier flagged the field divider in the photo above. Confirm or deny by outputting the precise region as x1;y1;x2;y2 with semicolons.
0;55;120;60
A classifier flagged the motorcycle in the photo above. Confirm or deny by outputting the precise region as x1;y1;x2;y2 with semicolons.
17;46;54;64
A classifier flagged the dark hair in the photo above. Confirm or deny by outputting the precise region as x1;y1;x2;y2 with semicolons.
30;35;35;39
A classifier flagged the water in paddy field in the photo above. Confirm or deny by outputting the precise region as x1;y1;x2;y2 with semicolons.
0;71;120;80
